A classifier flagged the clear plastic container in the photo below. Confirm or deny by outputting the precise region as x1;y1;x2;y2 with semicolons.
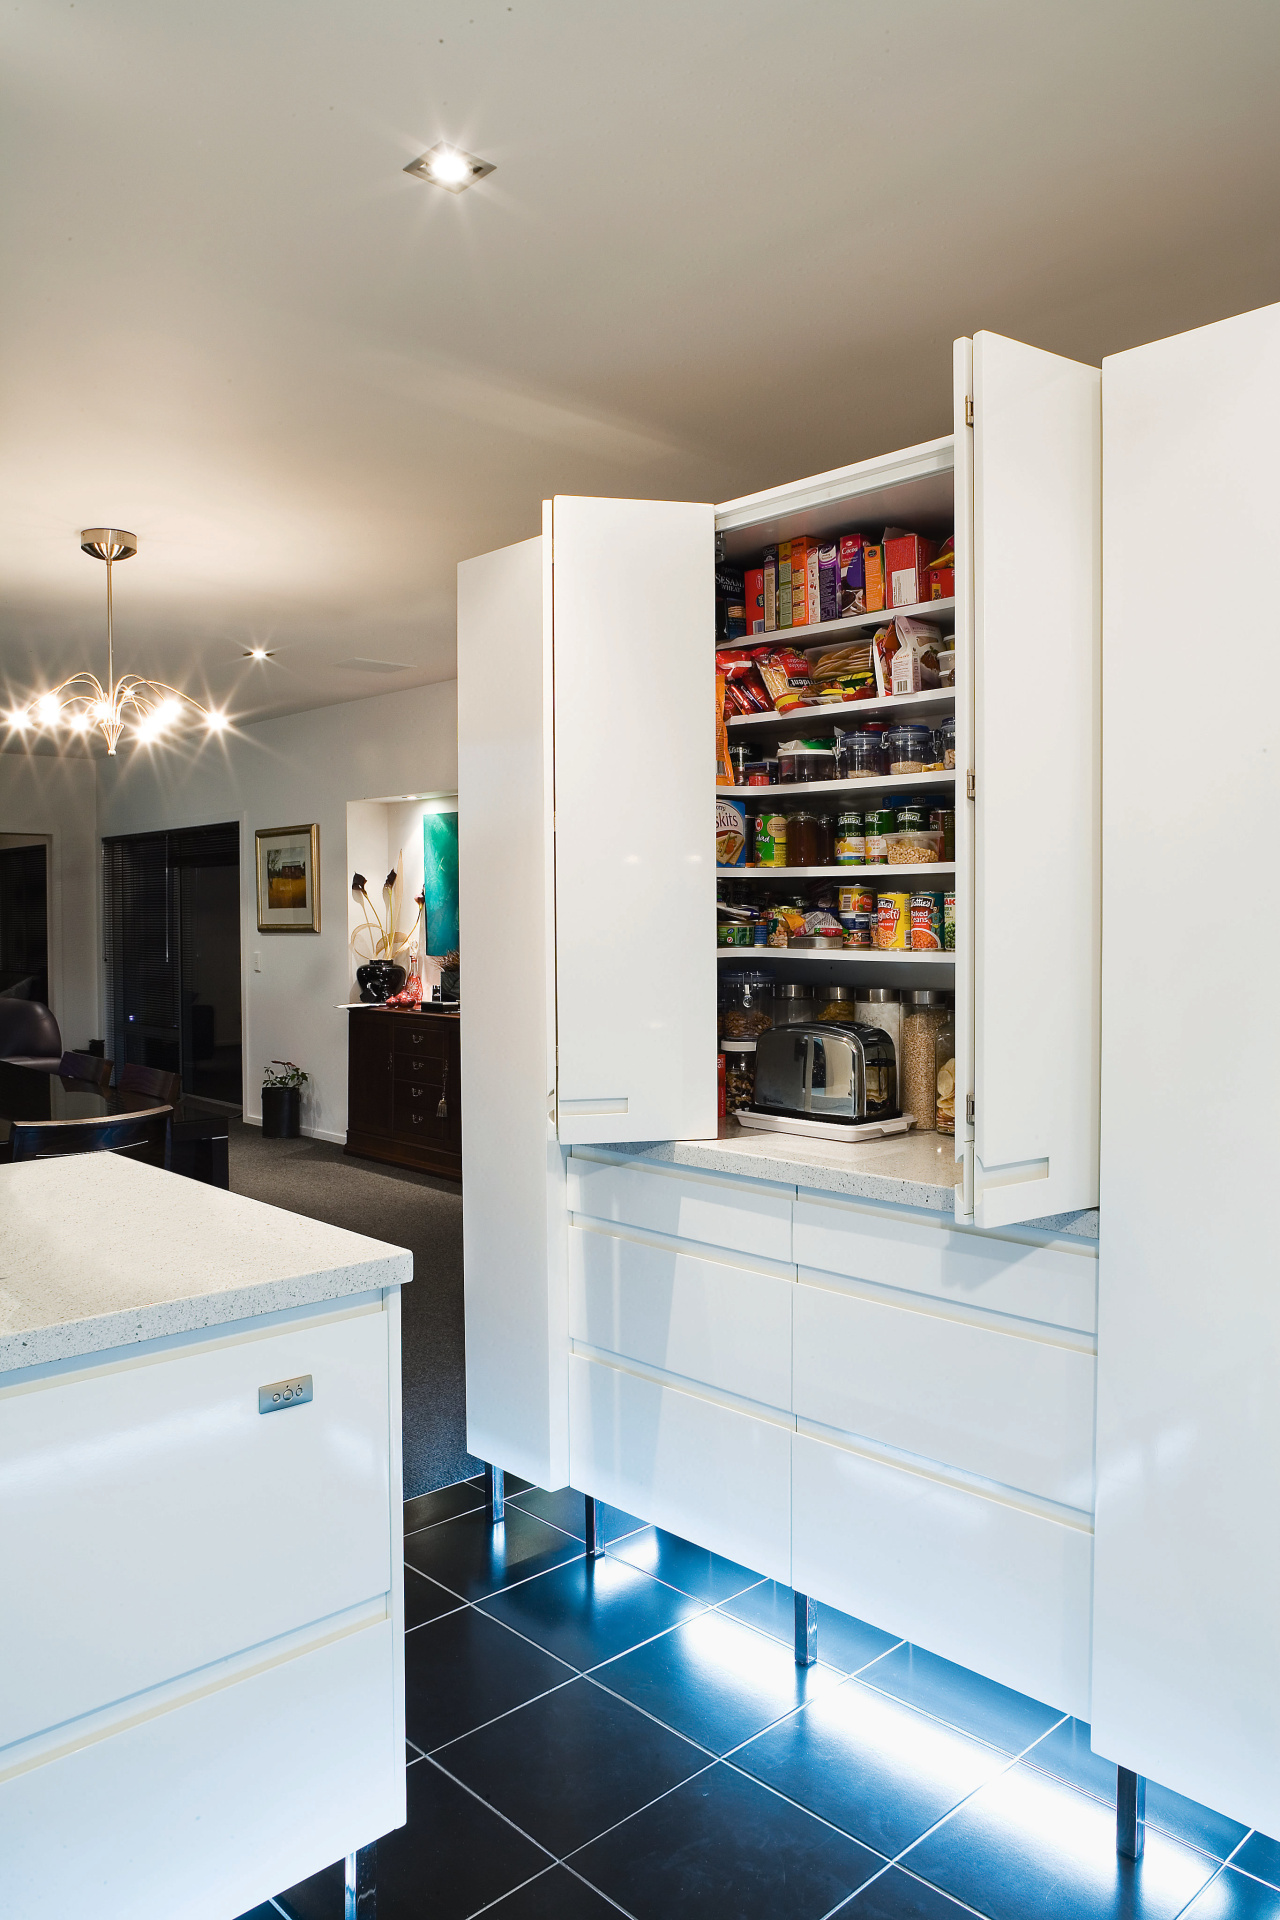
777;741;837;784
718;969;775;1040
940;715;956;770
853;985;902;1073
883;723;934;774
935;1009;957;1134
774;982;819;1026
837;729;888;779
901;989;949;1132
722;1039;757;1112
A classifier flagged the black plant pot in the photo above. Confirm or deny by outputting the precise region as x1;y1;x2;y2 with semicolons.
262;1085;301;1139
357;960;406;1004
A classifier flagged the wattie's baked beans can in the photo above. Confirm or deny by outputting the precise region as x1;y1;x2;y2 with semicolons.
876;891;912;951
910;892;943;951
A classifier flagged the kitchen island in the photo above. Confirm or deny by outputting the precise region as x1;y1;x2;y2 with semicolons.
0;1153;410;1920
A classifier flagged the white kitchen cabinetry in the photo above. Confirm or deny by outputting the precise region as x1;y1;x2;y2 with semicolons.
1091;300;1280;1834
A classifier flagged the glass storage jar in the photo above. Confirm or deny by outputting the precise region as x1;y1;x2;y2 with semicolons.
883;723;934;774
939;715;956;770
728;742;753;784
901;989;950;1133
814;813;835;866
837;729;888;779
718;968;775;1041
773;982;819;1026
777;740;837;784
786;811;821;868
816;985;857;1022
722;1039;757;1113
852;985;902;1076
935;1008;957;1134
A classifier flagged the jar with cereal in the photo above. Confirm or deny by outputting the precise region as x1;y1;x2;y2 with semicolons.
719;968;774;1040
883;723;934;774
723;1040;757;1113
935;1009;957;1135
901;989;949;1132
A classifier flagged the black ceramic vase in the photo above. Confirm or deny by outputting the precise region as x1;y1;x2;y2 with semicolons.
357;960;406;1003
261;1086;301;1139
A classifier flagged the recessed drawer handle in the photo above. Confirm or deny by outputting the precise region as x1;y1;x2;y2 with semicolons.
259;1374;313;1414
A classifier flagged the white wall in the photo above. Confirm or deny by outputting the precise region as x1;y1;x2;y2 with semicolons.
95;682;458;1139
0;753;100;1049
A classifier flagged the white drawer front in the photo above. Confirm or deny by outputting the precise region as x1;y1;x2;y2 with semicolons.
569;1352;790;1584
569;1154;792;1263
0;1306;392;1749
570;1223;793;1411
794;1195;1097;1334
792;1433;1092;1717
793;1281;1095;1510
2;1617;402;1920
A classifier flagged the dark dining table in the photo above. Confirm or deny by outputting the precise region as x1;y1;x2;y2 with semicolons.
0;1062;230;1187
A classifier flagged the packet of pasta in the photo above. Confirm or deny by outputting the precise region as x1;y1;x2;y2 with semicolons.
757;647;814;713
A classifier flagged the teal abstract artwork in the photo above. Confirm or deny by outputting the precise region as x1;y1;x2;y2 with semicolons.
422;810;459;956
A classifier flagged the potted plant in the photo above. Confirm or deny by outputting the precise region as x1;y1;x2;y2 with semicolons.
261;1060;308;1138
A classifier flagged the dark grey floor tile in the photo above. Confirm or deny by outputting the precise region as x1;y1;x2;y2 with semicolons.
438;1673;709;1856
734;1672;1010;1857
608;1525;764;1604
837;1865;981;1918
1181;1868;1280;1918
571;1759;885;1919
404;1563;464;1630
404;1604;574;1751
482;1864;631;1917
862;1641;1062;1754
595;1607;843;1756
403;1479;487;1534
1025;1719;1249;1860
1237;1836;1280;1891
508;1484;645;1545
275;1861;341;1920
720;1580;902;1676
403;1503;582;1601
466;1470;534;1494
234;1907;282;1920
904;1759;1219;1919
477;1551;704;1671
374;1756;552;1920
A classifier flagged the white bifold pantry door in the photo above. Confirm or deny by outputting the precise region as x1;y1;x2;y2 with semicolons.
961;332;1102;1228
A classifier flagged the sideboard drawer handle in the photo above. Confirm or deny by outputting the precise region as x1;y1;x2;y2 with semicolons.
411;1113;424;1126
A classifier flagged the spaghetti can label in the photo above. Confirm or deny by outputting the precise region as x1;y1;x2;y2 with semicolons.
876;891;912;951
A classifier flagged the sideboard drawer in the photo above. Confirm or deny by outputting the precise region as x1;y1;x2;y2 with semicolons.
568;1154;793;1263
569;1223;793;1410
393;1019;453;1058
395;1049;443;1082
793;1280;1095;1510
569;1352;791;1584
0;1304;394;1750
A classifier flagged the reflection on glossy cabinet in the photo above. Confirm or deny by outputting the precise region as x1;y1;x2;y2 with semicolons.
345;1007;461;1181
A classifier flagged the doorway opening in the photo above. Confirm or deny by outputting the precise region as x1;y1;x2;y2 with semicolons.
102;823;242;1108
0;837;50;1007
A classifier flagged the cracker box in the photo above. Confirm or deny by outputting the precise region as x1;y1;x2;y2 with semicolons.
864;543;887;614
838;534;865;615
744;566;766;634
818;542;841;622
884;533;937;609
928;563;955;600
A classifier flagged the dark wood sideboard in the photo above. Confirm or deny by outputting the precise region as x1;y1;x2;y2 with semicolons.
345;1006;461;1181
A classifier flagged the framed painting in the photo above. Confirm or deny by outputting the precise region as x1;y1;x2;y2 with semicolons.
255;823;320;932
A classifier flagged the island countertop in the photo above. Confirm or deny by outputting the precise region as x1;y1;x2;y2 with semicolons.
597;1120;1100;1239
0;1154;413;1373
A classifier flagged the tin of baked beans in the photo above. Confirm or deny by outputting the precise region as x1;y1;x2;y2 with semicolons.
876;891;912;951
910;891;943;951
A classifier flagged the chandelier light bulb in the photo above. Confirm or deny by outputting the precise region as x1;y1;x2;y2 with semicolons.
6;709;29;731
67;712;90;733
205;711;228;733
37;693;61;724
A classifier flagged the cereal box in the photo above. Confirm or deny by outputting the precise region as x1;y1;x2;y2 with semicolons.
838;534;865;615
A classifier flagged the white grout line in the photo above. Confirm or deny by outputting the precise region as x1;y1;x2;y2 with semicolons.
423;1752;557;1862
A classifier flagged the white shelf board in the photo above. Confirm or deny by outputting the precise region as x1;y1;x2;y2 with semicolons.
722;864;955;882
727;688;956;732
714;436;955;560
716;947;956;966
721;772;955;800
717;598;954;653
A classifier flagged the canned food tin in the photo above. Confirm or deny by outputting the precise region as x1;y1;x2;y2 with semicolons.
752;811;789;867
910;892;943;951
840;914;872;948
837;884;875;918
944;892;956;951
834;810;865;865
931;807;956;861
876;891;912;951
895;803;929;834
717;920;753;946
865;807;894;865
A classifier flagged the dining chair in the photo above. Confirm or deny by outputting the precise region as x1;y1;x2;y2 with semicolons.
58;1050;113;1089
117;1062;182;1105
8;1111;169;1167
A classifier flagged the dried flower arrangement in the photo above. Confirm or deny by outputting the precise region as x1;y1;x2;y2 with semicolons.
350;855;425;966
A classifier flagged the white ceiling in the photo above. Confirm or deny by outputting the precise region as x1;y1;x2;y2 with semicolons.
3;0;1279;737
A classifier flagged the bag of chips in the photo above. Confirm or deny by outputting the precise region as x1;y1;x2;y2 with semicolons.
756;647;814;714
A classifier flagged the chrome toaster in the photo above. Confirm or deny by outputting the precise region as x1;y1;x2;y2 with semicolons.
736;1021;916;1142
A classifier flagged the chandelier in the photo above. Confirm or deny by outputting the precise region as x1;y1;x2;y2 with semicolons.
6;529;228;756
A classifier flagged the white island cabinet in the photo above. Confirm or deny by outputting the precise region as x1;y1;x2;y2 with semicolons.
0;1154;410;1920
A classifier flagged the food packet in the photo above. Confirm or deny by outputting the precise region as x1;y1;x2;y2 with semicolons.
716;670;734;785
756;647;814;713
765;904;807;947
719;647;774;714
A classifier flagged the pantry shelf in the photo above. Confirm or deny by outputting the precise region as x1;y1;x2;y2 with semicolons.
715;598;955;654
721;772;955;800
726;864;955;882
726;687;956;732
716;947;956;967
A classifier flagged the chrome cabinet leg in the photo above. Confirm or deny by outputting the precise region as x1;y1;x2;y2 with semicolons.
485;1464;505;1522
794;1590;817;1667
344;1841;376;1920
1117;1767;1146;1860
584;1493;603;1558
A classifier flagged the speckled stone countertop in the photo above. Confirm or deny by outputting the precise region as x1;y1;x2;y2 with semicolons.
0;1155;413;1374
599;1121;1100;1240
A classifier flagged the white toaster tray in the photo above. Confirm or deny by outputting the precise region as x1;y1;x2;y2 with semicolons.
736;1110;917;1143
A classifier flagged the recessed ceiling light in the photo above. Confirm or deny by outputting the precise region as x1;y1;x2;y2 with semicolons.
404;143;495;193
242;646;276;661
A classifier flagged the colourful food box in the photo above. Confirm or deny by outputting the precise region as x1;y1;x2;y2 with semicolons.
864;544;886;613
818;543;841;622
744;566;766;634
838;534;865;614
884;533;938;609
763;547;777;630
928;564;955;600
777;540;795;628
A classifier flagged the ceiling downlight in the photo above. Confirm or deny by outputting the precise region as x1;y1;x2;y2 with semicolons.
404;143;495;193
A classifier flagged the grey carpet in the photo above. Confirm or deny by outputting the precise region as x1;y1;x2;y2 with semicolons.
227;1119;480;1499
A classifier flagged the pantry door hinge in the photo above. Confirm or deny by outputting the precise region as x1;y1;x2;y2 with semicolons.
966;1093;976;1126
966;769;976;801
965;394;974;428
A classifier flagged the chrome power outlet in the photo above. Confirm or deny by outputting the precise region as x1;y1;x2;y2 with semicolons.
259;1374;313;1414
